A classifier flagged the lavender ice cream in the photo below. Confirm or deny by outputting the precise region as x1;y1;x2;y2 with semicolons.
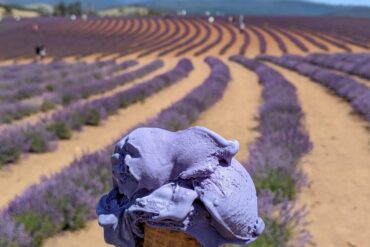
97;126;264;247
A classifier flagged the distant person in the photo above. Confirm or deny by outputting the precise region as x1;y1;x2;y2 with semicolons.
208;16;215;24
35;45;46;61
239;22;245;33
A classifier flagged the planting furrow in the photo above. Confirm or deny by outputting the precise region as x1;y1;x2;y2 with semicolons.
0;60;162;129
0;58;202;209
259;55;370;122
157;19;201;57
239;29;251;56
248;25;267;55
303;52;370;82
268;63;370;247
272;27;309;53
230;55;313;246
218;20;237;55
0;57;230;247
137;18;188;58
258;26;288;54
308;31;351;52
193;20;223;56
175;19;211;56
291;29;329;51
243;27;260;57
0;59;195;169
194;59;261;161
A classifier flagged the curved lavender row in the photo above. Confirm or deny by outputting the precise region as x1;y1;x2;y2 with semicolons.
259;26;288;54
218;20;237;55
54;60;162;105
138;17;179;52
0;59;193;167
310;31;351;52
0;60;136;102
193;21;223;56
147;56;230;130
258;54;370;122
248;25;267;54
91;18;141;55
272;27;309;53
326;33;370;49
290;29;328;51
98;17;153;58
0;60;160;124
175;19;211;57
117;17;165;56
304;52;370;80
157;18;201;57
239;29;251;56
0;57;230;247
138;18;188;58
0;60;105;86
230;55;312;246
116;17;163;57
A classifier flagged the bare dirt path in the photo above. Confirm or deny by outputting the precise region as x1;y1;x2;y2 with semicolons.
244;28;260;58
286;31;324;53
0;58;209;209
0;59;168;131
270;63;370;247
254;26;281;56
194;59;261;161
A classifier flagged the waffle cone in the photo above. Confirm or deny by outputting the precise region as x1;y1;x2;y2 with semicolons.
143;225;201;247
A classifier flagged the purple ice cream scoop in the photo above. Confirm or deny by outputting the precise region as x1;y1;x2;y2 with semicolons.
97;126;264;247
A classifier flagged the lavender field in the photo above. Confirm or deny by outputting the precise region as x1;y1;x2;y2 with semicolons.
0;12;369;247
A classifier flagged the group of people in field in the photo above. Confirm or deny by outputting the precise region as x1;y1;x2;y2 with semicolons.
207;14;246;33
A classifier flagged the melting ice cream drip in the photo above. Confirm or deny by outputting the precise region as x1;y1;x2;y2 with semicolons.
97;126;264;247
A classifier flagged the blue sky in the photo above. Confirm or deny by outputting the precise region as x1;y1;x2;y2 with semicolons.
307;0;370;6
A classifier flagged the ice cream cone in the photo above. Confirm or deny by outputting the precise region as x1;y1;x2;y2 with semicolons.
144;225;201;247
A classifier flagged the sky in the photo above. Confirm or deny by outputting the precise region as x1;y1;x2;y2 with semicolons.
307;0;370;6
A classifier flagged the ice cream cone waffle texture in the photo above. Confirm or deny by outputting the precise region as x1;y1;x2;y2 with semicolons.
144;225;201;247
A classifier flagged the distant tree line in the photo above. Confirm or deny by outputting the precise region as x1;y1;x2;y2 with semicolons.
53;1;97;16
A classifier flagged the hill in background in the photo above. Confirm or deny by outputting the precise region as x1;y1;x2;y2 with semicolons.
2;0;370;17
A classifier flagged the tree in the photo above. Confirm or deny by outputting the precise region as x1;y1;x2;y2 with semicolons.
53;1;82;16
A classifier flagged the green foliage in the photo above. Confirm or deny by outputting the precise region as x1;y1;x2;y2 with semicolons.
23;131;48;153
41;101;55;112
249;218;290;247
0;143;20;166
3;112;16;124
92;72;102;80
119;98;130;108
47;121;72;140
53;197;87;231
45;84;55;92
62;94;74;105
254;169;296;202
84;109;101;126
53;1;82;17
15;212;55;247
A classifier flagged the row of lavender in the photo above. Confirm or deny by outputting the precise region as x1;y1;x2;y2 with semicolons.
258;54;370;122
0;57;231;247
300;52;370;80
0;60;129;100
0;59;184;167
0;60;165;124
230;55;312;247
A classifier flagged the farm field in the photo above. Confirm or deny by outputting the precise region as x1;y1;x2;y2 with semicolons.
0;15;369;247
